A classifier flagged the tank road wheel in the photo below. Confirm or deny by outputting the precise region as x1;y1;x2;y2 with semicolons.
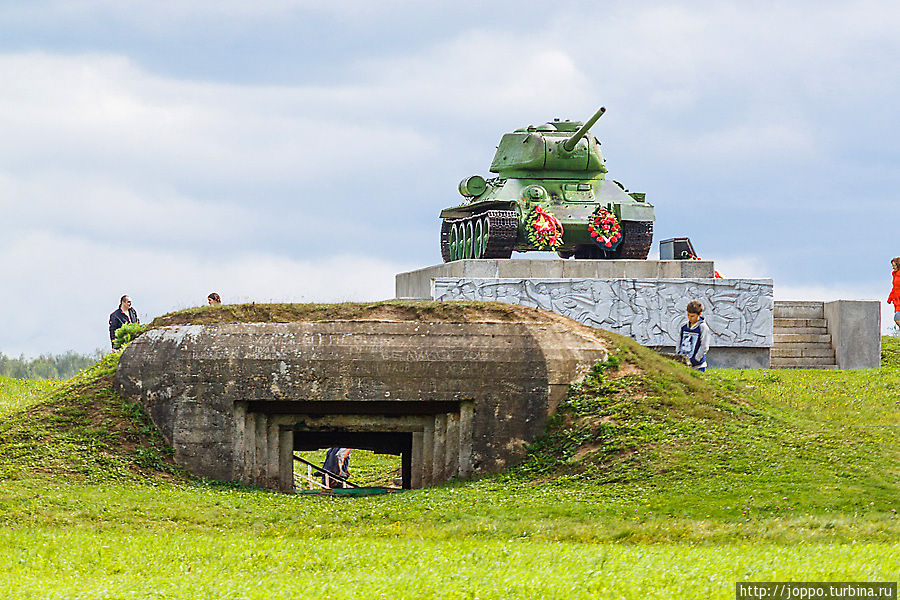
473;218;485;258
612;221;654;259
479;216;491;257
449;223;460;261
447;209;516;261
480;216;490;257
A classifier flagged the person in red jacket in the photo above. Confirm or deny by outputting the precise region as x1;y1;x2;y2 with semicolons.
889;257;900;330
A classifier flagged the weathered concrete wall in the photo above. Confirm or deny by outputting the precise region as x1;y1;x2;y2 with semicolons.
115;318;608;491
823;300;881;369
396;259;716;300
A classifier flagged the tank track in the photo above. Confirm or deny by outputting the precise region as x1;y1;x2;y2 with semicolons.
615;220;653;259
440;210;517;262
440;220;452;263
574;220;653;259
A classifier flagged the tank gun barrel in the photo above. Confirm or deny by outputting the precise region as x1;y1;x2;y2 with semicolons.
562;106;606;152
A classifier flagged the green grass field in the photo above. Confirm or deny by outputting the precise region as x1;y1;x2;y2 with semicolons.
0;335;897;599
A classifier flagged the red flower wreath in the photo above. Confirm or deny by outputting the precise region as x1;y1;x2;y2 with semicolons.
526;205;564;251
587;208;621;248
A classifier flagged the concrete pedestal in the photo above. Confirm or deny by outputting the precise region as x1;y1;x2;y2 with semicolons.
397;260;773;370
396;259;716;300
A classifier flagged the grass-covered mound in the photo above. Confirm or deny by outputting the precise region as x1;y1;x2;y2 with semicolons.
0;352;182;483
0;327;895;538
149;300;578;327
516;333;899;531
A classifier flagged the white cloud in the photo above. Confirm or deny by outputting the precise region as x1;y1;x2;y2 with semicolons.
683;123;819;164
351;32;591;121
0;53;435;187
553;2;900;167
710;255;770;279
0;170;257;244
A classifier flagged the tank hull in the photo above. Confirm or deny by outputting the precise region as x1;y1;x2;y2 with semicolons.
440;177;654;260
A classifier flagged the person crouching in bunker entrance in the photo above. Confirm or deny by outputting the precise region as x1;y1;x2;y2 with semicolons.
319;448;351;488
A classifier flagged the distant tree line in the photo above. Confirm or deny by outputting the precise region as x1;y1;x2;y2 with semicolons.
0;350;103;380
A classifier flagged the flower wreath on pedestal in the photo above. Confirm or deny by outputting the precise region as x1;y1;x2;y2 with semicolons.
526;206;564;251
587;207;621;248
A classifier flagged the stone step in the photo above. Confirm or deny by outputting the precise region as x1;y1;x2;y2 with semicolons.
775;300;825;308
771;357;838;369
774;318;827;328
772;347;836;359
774;301;824;319
773;326;828;335
775;347;834;356
774;333;832;344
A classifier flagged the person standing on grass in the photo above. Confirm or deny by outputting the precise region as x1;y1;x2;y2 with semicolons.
888;257;900;330
677;300;712;372
109;295;139;348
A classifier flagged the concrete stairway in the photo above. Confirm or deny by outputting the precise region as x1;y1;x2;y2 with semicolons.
771;301;837;369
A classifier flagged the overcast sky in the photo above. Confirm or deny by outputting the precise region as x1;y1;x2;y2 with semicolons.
2;0;898;356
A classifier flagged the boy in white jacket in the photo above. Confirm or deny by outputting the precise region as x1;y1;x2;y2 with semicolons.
677;300;712;371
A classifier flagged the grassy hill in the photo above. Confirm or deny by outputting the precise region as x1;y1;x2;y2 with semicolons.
0;310;897;599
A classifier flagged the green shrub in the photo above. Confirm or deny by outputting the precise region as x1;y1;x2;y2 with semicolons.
113;323;147;349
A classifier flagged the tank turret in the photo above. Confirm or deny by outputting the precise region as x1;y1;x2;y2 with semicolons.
489;106;608;176
439;106;654;261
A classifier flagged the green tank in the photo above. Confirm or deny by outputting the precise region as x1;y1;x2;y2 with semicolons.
440;106;654;261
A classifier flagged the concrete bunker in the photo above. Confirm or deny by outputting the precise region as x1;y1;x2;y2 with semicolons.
115;305;609;491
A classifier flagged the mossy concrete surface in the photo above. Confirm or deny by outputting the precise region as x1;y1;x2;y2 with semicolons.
117;301;610;490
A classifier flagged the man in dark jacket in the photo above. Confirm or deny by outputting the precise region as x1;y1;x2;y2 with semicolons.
109;295;139;348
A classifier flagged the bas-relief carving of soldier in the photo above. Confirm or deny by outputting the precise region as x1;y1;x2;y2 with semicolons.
439;280;479;301
559;280;597;322
701;287;743;343
458;280;480;300
547;280;611;329
480;281;511;303
736;283;773;342
657;283;689;345
523;280;554;311
506;281;529;306
549;284;589;319
495;283;523;306
633;281;669;345
608;282;641;338
588;281;616;327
